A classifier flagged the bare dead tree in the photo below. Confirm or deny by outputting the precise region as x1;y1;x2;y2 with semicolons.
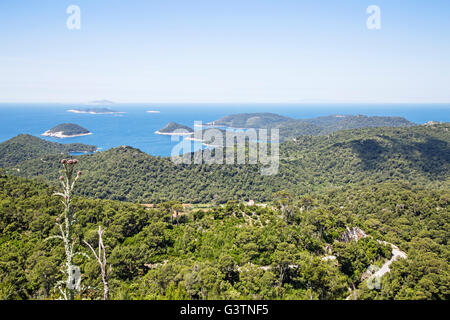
46;159;85;300
83;226;110;300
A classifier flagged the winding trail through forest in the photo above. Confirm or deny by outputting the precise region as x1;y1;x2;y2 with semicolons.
372;241;407;279
346;240;407;300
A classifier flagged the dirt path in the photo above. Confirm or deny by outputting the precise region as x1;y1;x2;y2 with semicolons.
372;241;407;279
346;240;407;300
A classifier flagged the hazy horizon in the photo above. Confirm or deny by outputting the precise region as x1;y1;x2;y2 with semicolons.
1;0;449;103
1;101;450;106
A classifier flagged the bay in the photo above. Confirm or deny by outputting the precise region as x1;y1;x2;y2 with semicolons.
0;103;448;157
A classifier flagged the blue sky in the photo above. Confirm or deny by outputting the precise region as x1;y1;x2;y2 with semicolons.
0;0;449;103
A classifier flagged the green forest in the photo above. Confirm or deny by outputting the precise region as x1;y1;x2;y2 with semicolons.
2;124;448;204
0;173;448;300
44;123;91;136
0;122;448;300
0;134;96;168
209;113;415;140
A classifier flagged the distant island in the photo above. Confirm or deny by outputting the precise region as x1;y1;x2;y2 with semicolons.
208;112;292;128
86;99;115;105
67;107;123;114
209;112;413;128
42;123;92;138
206;113;415;140
155;122;194;135
153;113;415;143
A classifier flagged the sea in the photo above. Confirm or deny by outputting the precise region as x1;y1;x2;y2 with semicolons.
0;103;449;157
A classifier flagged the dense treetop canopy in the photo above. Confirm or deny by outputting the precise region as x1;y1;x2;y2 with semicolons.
0;119;448;300
2;123;448;204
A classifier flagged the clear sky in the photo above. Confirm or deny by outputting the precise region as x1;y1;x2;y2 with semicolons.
0;0;449;103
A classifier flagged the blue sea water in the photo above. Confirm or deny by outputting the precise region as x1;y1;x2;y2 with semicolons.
0;103;449;157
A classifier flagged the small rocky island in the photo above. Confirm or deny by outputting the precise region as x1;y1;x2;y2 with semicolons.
155;122;194;135
42;123;92;138
67;107;123;114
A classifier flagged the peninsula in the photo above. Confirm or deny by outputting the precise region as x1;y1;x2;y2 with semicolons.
41;123;92;138
206;113;415;140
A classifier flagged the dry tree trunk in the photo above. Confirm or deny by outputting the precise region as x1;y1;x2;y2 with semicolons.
48;159;82;300
84;226;110;300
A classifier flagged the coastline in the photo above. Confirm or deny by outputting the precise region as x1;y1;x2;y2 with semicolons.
184;137;203;142
67;109;125;115
196;123;220;128
155;130;194;136
201;123;248;130
41;131;93;139
184;136;220;148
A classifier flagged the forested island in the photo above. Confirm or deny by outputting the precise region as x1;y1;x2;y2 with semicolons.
41;123;92;138
156;122;194;135
207;113;415;141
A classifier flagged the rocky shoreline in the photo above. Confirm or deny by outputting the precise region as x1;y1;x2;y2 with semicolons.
67;109;124;115
41;131;93;139
154;130;194;136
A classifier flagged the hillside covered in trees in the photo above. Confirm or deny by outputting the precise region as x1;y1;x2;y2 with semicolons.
156;122;194;134
0;173;447;300
208;113;415;140
0;121;448;300
0;134;97;168
2;123;448;204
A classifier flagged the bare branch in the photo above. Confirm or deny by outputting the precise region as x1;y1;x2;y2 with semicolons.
45;235;63;242
83;225;110;300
